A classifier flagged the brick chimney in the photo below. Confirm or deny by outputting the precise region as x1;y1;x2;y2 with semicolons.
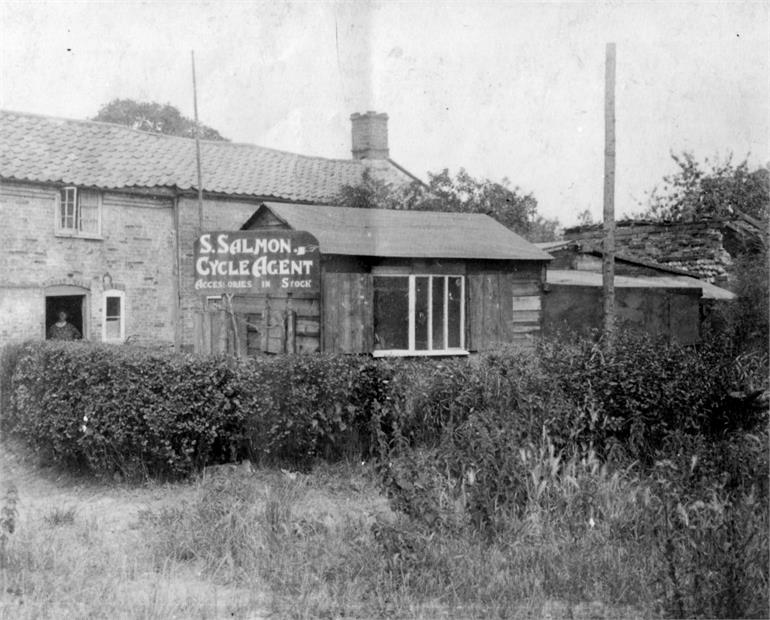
350;111;389;159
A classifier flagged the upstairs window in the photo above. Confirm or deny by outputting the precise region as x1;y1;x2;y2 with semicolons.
103;290;125;342
373;274;465;356
57;187;101;237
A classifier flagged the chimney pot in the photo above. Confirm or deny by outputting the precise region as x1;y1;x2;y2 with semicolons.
350;111;389;160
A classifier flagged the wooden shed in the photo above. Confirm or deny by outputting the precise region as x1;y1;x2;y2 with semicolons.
194;203;552;356
536;240;736;345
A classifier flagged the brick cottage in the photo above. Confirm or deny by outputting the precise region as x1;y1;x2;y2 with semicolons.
0;110;551;355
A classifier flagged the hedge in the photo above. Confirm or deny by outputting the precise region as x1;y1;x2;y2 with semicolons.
2;342;395;477
6;343;245;477
1;333;765;479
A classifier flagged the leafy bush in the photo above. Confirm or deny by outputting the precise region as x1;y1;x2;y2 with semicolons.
718;246;769;356
535;332;755;463
2;342;394;477
374;334;768;616
6;342;245;478
0;342;25;429
3;331;766;483
237;354;392;468
378;349;565;453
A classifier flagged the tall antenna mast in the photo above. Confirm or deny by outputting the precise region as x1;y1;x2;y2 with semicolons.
191;50;204;231
602;42;617;347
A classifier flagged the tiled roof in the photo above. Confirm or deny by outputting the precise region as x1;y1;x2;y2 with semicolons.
0;109;414;202
246;202;552;261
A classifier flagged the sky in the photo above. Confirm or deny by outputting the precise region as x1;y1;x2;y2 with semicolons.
1;1;767;226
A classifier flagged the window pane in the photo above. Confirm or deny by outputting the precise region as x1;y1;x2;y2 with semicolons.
431;276;445;350
106;296;121;318
79;190;99;207
79;191;100;233
415;277;429;350
448;277;463;348
105;318;120;340
373;277;409;350
60;188;76;229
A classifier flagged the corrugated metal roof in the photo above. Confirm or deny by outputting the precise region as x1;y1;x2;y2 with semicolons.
547;270;736;300
255;202;552;261
0;109;413;202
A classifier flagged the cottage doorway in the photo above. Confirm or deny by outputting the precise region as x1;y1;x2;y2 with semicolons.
45;293;86;339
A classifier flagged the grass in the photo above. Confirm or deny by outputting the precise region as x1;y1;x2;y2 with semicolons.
1;508;260;618
137;457;659;619
0;441;260;619
1;438;766;619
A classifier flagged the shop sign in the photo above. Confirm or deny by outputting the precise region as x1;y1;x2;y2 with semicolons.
194;230;320;295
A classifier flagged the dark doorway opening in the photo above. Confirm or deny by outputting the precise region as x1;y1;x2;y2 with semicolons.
46;295;85;339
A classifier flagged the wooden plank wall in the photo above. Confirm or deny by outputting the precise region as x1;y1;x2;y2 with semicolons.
191;260;546;356
541;285;702;345
232;296;321;355
468;271;543;351
322;273;373;353
193;310;227;355
193;295;321;356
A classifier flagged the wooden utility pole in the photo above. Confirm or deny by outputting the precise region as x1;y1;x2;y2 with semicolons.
602;42;617;346
191;50;205;231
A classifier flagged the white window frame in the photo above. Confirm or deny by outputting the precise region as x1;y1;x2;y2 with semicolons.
206;295;223;310
102;290;126;343
373;274;467;357
55;187;102;238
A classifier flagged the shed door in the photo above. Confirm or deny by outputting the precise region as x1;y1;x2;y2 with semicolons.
322;273;373;353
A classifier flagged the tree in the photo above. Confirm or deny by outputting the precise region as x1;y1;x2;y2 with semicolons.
335;168;423;211
647;153;769;354
576;209;595;227
92;99;228;141
645;152;769;222
336;167;560;242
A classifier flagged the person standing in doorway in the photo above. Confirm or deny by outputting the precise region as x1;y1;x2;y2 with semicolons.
48;310;81;340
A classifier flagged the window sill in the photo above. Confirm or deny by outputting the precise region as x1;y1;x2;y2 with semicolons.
372;349;469;358
55;231;103;240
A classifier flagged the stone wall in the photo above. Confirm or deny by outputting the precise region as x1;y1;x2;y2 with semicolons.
0;182;177;346
564;221;733;284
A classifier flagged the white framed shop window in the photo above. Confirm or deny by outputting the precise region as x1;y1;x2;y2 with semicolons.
372;274;466;357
